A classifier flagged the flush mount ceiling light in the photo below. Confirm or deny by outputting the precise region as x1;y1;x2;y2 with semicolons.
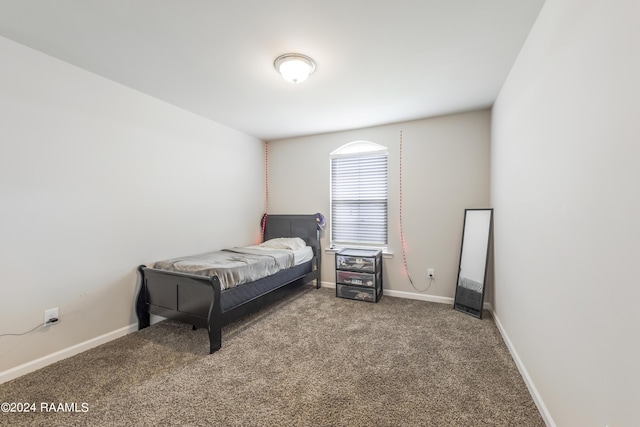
274;53;316;84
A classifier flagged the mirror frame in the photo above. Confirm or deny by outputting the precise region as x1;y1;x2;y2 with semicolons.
453;208;493;319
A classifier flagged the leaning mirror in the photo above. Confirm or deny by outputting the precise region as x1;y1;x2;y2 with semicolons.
453;208;493;318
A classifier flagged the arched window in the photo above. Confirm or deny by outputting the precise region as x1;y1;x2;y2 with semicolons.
330;141;388;246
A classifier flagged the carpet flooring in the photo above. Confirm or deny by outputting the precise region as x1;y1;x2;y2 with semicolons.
0;286;544;426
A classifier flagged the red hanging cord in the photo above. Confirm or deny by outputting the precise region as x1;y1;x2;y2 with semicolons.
399;131;432;292
398;131;414;285
261;141;269;241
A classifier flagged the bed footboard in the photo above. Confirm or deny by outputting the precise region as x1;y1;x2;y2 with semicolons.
136;265;223;353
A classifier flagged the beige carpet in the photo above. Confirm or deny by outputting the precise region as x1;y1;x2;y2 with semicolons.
0;286;544;426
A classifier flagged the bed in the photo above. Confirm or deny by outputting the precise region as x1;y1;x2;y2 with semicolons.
136;214;321;353
454;276;484;316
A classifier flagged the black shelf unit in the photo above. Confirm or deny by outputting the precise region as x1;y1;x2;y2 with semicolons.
335;248;383;303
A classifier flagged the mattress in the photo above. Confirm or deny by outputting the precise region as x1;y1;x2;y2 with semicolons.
152;238;313;290
455;286;483;312
220;261;313;312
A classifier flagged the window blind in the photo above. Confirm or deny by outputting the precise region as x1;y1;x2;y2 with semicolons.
331;153;388;245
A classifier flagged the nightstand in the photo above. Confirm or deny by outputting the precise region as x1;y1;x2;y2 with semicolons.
335;248;383;302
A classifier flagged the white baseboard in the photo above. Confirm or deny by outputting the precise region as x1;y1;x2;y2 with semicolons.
320;281;492;310
319;281;336;289
0;323;137;385
0;314;167;385
492;312;555;427
384;288;454;305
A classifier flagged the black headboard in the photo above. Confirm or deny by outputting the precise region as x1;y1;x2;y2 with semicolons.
264;214;321;287
264;214;320;252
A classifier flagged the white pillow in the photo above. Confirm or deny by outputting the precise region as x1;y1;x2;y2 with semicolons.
260;237;306;250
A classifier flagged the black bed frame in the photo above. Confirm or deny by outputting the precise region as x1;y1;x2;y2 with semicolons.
136;214;321;353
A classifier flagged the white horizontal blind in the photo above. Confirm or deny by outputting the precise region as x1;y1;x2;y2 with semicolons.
331;152;388;245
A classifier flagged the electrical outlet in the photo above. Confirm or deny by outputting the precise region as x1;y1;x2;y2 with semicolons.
44;307;59;326
427;268;435;279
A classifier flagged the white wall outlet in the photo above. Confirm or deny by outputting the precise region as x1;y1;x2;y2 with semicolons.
44;307;59;326
427;268;435;279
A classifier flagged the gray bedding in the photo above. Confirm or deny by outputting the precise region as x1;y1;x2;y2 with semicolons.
458;276;483;293
153;247;295;290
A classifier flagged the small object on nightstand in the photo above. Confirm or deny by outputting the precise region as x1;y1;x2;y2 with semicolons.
335;248;383;302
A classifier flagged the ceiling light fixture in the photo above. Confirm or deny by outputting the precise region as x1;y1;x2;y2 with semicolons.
274;53;316;84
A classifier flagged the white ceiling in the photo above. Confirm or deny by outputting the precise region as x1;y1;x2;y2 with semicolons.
0;0;545;141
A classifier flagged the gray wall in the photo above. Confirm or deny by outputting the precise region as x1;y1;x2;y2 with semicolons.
267;110;491;303
0;36;264;377
491;0;640;425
